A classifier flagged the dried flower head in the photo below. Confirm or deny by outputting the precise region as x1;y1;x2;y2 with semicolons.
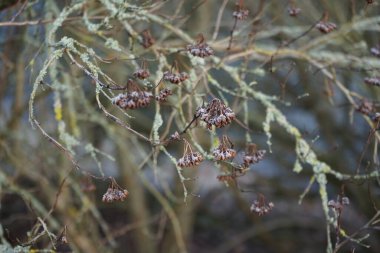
213;135;236;161
243;143;266;167
169;131;181;141
195;98;235;129
177;139;204;167
186;34;214;58
133;69;150;80
316;13;337;34
163;71;189;84
370;45;380;57
112;80;153;110
250;194;274;216
316;21;337;33
364;77;380;87
232;1;249;20
141;29;155;49
155;88;173;102
288;6;301;17
102;178;129;203
356;100;375;115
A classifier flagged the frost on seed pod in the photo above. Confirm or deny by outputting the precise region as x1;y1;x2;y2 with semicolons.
133;68;150;80
186;34;214;58
356;100;374;116
233;9;249;20
232;1;249;20
112;80;152;110
155;88;173;102
364;77;380;87
243;143;266;167
212;135;236;161
177;139;204;168
163;71;189;84
195;98;235;129
102;178;129;203
316;21;337;33
169;131;181;141
250;194;274;216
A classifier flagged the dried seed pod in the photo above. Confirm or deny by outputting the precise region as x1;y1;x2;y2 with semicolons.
102;178;129;203
169;131;181;141
328;195;350;211
364;77;380;87
155;88;173;102
186;34;214;58
141;29;155;48
112;80;153;110
163;71;189;84
133;68;150;80
177;139;204;168
356;100;374;115
233;9;249;20
288;6;301;17
250;194;274;216
243;143;266;167
232;1;249;20
212;135;237;161
196;98;235;129
316;21;337;33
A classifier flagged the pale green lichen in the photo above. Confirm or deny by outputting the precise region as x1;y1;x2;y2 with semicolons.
105;38;122;51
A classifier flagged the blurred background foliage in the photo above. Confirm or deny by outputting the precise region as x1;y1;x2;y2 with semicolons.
0;0;380;252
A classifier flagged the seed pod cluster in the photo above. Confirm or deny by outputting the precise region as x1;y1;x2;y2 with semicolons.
102;188;129;203
112;80;153;110
195;98;235;129
288;7;301;17
250;199;274;216
212;135;236;161
243;143;266;167
316;21;337;34
169;131;181;141
133;68;150;80
328;196;349;211
186;34;214;58
177;139;204;168
356;100;374;115
233;8;249;20
155;88;173;102
213;147;236;161
112;91;153;110
177;152;204;167
364;77;380;87
163;71;189;84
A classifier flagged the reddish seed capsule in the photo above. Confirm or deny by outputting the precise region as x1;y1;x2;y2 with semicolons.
316;21;337;33
133;68;150;80
155;88;173;102
364;77;380;87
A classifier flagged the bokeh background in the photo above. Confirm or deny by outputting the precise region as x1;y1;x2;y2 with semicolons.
1;0;380;252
